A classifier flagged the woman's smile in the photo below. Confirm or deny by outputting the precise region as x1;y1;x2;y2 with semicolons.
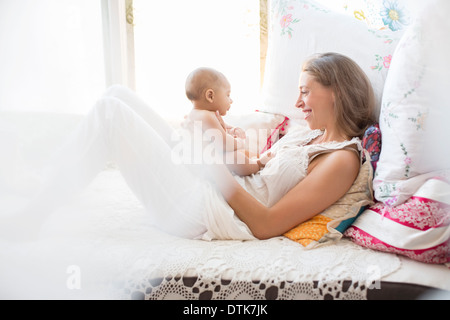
302;108;312;120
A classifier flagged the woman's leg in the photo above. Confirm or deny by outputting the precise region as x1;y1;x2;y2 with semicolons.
6;96;207;239
101;85;177;148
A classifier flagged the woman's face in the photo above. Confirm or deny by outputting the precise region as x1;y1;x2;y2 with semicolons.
295;72;335;130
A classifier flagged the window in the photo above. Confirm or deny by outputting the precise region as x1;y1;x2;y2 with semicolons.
132;0;261;119
0;0;261;117
0;0;105;114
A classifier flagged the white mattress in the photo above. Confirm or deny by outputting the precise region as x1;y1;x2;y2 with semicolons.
1;168;448;299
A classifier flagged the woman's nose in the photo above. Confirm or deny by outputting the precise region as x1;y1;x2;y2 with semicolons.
295;96;304;109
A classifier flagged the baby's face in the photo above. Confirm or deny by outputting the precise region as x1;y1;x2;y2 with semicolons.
214;79;233;116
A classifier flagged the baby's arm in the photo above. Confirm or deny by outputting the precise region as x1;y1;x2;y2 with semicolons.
192;110;245;152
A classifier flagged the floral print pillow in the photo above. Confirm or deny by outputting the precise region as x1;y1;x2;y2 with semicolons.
261;0;403;121
362;123;381;172
312;0;420;31
328;0;413;31
373;0;450;206
379;0;410;31
345;178;450;264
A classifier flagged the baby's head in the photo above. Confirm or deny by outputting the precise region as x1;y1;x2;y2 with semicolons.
185;67;233;115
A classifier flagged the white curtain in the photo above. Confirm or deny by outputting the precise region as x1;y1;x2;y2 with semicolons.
0;0;262;194
0;0;260;118
0;0;105;115
133;0;261;120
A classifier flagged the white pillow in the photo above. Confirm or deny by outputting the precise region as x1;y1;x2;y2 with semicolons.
261;0;408;121
373;0;450;206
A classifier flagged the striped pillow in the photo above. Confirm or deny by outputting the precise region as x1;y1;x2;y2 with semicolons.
345;177;450;264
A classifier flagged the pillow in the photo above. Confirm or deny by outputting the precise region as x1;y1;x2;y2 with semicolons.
260;0;406;121
373;0;450;207
284;148;374;248
345;177;450;264
361;123;381;172
318;0;423;31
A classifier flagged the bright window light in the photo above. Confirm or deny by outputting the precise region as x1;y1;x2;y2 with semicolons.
133;0;261;120
0;0;105;114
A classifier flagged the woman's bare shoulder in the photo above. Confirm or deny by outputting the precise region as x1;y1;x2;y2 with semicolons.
308;147;360;183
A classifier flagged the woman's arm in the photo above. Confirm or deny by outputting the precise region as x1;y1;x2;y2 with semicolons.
224;150;260;176
225;150;274;176
210;149;360;239
214;111;246;139
193;110;272;176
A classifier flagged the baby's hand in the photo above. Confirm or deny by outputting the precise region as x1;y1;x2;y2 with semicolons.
228;126;246;139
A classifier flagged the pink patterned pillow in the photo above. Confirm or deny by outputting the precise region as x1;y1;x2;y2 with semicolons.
345;177;450;264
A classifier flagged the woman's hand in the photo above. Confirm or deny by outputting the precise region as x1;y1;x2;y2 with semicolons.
257;151;274;168
215;111;227;130
228;127;246;139
215;111;246;139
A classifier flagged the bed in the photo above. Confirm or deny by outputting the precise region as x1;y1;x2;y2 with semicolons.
1;0;449;300
0;147;448;300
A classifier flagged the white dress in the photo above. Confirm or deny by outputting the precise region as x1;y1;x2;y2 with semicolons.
201;126;364;241
28;85;364;242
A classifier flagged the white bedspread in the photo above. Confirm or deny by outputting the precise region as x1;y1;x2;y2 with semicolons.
2;168;447;299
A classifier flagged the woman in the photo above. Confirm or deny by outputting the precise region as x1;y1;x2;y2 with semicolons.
212;52;375;240
3;52;375;242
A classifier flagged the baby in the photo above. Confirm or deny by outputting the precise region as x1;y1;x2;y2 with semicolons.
185;67;246;151
183;67;273;175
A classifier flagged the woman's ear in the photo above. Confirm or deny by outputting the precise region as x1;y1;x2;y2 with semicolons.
331;91;337;109
205;89;215;103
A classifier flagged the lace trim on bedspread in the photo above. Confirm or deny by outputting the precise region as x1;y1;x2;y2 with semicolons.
122;275;373;300
113;236;401;300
